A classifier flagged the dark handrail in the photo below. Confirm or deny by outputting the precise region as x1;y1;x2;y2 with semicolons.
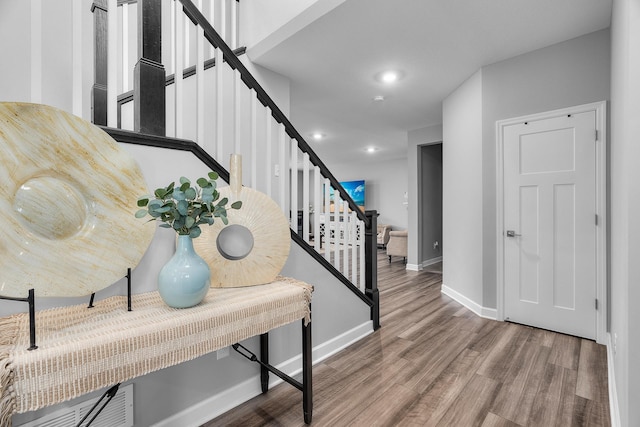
101;127;375;309
178;0;369;229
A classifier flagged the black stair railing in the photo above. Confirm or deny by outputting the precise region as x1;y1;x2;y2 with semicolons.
93;0;379;329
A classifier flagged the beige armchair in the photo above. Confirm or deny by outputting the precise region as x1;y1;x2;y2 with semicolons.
377;224;391;248
387;230;408;263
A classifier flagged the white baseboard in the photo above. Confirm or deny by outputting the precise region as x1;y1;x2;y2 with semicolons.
406;256;442;272
607;333;621;427
152;321;374;427
422;256;442;268
441;284;497;320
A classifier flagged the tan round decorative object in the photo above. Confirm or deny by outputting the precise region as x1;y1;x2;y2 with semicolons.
194;186;291;287
0;102;155;298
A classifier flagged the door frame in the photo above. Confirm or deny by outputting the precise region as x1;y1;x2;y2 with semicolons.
496;101;607;344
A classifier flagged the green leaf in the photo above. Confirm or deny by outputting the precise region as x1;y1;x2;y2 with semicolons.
201;193;213;203
185;187;197;200
208;171;219;180
218;197;228;206
166;182;175;193
149;209;161;218
135;209;148;218
177;200;188;215
154;188;167;198
159;224;172;228
185;216;195;229
179;177;190;185
230;201;242;209
172;189;186;201
155;205;171;213
189;226;202;238
196;177;209;188
137;196;149;207
202;185;215;195
221;216;229;225
179;182;190;192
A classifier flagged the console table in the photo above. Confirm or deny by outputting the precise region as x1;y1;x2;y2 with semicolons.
0;278;313;426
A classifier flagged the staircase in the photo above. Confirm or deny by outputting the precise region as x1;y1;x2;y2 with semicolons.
92;0;380;328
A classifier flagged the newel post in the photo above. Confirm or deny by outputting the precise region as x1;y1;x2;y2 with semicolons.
91;0;108;126
365;210;380;330
134;0;166;135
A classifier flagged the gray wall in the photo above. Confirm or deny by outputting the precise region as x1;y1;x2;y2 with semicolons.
420;144;443;263
442;29;611;310
610;0;640;425
442;69;484;305
329;157;408;230
480;28;611;308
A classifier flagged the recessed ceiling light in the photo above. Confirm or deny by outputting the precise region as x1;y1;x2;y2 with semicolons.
366;147;377;153
312;132;324;141
373;95;385;102
381;71;398;83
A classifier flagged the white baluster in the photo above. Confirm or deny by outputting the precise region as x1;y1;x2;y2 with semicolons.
121;3;129;93
215;46;223;159
265;109;272;197
174;0;184;138
278;125;287;213
351;211;358;285
230;0;237;49
72;0;82;117
314;166;321;252
290;140;298;230
333;195;341;270
196;0;205;144
359;219;365;290
250;89;257;189
303;153;310;243
343;200;349;277
107;0;117;126
220;0;226;45
234;73;241;152
324;178;331;262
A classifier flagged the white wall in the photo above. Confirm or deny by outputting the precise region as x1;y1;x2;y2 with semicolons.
241;0;347;60
442;70;484;305
609;1;640;425
407;124;442;268
329;157;408;230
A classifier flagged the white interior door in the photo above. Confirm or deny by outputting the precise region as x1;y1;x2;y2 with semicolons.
503;111;596;339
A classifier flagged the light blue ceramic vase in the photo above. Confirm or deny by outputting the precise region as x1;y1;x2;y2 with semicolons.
158;235;211;308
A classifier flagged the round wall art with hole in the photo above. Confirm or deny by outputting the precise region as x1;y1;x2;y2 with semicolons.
194;186;290;287
0;102;155;298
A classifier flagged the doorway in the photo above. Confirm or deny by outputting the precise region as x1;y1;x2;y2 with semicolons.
419;143;443;272
496;102;606;343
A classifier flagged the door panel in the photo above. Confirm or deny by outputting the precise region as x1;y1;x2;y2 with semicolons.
503;111;596;339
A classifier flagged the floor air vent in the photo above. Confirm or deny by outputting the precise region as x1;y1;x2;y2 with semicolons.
19;384;133;427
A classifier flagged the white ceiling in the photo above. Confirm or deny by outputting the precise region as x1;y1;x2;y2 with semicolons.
248;0;612;166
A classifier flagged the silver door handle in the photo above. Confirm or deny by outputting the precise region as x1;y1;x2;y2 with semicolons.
506;230;521;237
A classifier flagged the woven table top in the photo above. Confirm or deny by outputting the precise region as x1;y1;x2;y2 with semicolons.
0;277;312;424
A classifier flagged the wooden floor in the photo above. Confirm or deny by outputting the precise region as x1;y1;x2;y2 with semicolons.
203;251;610;427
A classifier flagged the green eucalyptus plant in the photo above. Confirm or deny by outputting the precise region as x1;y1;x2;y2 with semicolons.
135;172;241;238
